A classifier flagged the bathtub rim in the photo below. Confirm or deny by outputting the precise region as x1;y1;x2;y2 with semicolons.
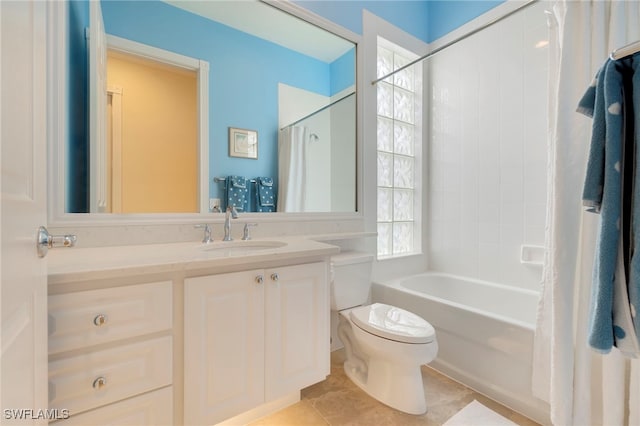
374;271;540;331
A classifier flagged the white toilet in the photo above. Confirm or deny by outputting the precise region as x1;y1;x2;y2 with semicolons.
331;252;438;415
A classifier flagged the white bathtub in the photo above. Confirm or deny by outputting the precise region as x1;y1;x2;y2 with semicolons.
372;272;550;425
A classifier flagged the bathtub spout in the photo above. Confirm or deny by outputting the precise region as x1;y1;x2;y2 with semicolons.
338;317;368;380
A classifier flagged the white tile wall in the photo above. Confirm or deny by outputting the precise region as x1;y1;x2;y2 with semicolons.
427;2;549;291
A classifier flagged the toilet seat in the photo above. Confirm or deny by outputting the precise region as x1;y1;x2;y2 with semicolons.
349;303;435;344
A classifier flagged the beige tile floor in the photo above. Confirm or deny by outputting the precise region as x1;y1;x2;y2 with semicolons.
249;350;540;426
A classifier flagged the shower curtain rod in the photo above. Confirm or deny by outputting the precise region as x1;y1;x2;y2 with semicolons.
371;0;539;86
280;91;355;130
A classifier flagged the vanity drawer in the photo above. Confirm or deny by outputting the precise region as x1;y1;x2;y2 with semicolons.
54;386;172;425
49;281;172;354
49;336;172;416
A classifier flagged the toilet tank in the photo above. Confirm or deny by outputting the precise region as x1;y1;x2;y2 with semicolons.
330;252;374;311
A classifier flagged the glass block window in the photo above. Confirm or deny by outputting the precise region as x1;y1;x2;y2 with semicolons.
377;39;422;258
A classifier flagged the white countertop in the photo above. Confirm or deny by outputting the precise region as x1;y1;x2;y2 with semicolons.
48;237;341;284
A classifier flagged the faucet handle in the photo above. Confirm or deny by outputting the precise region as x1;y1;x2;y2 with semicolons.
242;223;258;241
194;224;213;244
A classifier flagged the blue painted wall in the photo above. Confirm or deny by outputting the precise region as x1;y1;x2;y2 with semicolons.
293;0;504;43
293;1;430;42
331;48;356;95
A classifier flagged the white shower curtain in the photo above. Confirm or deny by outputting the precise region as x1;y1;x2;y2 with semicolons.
533;1;640;425
277;125;309;212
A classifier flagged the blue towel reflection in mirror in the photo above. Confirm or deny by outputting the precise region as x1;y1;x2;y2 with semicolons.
216;175;277;212
226;175;248;212
256;177;275;212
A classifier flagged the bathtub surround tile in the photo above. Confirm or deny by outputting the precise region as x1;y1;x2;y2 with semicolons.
523;204;547;234
249;350;539;426
501;203;525;228
477;243;501;282
523;161;547;206
429;191;448;222
478;221;500;245
440;191;462;223
427;1;549;295
458;247;480;278
524;225;545;247
477;201;500;225
477;165;501;205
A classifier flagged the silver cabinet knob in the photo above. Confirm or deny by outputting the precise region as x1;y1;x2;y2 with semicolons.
92;376;107;390
271;273;279;282
255;275;264;284
93;314;107;326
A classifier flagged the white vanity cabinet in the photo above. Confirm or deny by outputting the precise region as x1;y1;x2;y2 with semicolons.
183;261;329;426
47;236;341;425
48;281;173;424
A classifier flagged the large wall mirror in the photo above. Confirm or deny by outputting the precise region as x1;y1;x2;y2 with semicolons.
57;0;358;221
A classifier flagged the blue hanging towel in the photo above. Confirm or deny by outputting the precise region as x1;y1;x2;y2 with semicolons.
626;53;640;356
226;175;248;212
579;53;640;358
255;177;275;212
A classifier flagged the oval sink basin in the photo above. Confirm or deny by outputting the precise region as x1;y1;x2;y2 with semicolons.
199;240;287;256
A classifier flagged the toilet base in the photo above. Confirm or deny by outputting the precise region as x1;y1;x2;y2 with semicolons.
343;358;427;415
336;306;437;415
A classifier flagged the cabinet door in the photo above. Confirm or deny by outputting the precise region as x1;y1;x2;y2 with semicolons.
265;262;329;400
184;270;265;426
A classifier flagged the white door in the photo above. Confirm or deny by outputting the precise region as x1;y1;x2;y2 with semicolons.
1;0;48;422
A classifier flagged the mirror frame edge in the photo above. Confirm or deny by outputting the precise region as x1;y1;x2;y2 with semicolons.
47;0;365;227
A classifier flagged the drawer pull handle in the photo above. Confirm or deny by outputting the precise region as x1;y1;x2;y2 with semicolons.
271;273;279;281
92;376;107;390
93;314;107;327
255;275;264;284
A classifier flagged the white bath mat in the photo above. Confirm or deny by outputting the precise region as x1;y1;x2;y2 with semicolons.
443;400;518;426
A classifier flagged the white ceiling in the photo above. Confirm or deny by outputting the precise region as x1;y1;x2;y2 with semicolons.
163;0;354;63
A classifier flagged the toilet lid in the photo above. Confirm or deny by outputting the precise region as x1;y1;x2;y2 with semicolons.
349;303;435;344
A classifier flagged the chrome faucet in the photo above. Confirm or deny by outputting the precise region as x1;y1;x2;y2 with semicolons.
195;224;213;244
223;205;239;241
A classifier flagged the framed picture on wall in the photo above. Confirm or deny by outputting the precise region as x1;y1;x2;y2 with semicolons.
228;127;258;159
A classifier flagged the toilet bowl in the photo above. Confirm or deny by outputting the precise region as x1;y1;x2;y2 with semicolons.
337;303;438;415
330;253;438;415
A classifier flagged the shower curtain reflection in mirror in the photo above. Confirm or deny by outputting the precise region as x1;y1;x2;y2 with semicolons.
277;126;310;212
277;87;356;213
